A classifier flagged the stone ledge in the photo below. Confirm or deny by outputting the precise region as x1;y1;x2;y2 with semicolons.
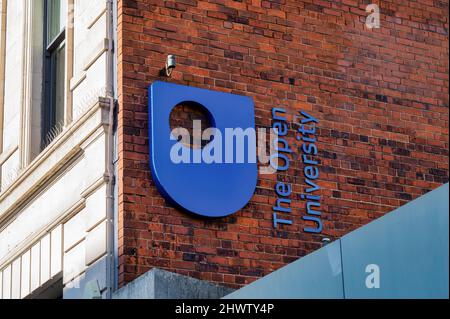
0;98;110;224
113;268;234;299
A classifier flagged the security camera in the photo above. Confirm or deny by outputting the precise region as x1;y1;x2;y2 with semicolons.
166;55;176;70
161;55;176;77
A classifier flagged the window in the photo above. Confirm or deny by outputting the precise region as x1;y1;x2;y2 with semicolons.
42;0;66;150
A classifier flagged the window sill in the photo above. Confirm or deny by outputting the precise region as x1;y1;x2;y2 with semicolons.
0;98;110;224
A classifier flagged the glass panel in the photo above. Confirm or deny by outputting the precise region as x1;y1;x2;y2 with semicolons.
47;0;66;44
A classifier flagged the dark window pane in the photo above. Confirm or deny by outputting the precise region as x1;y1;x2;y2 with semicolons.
42;0;66;150
54;43;65;126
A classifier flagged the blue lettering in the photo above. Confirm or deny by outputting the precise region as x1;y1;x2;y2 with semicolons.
305;179;320;193
273;198;292;213
270;153;289;171
273;213;293;228
300;111;319;124
303;216;323;233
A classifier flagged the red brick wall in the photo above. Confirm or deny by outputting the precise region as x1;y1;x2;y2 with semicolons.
116;0;449;288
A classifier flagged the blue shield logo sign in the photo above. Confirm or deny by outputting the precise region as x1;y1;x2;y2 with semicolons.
149;81;257;218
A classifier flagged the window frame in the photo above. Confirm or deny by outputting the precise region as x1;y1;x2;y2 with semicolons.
42;0;66;150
